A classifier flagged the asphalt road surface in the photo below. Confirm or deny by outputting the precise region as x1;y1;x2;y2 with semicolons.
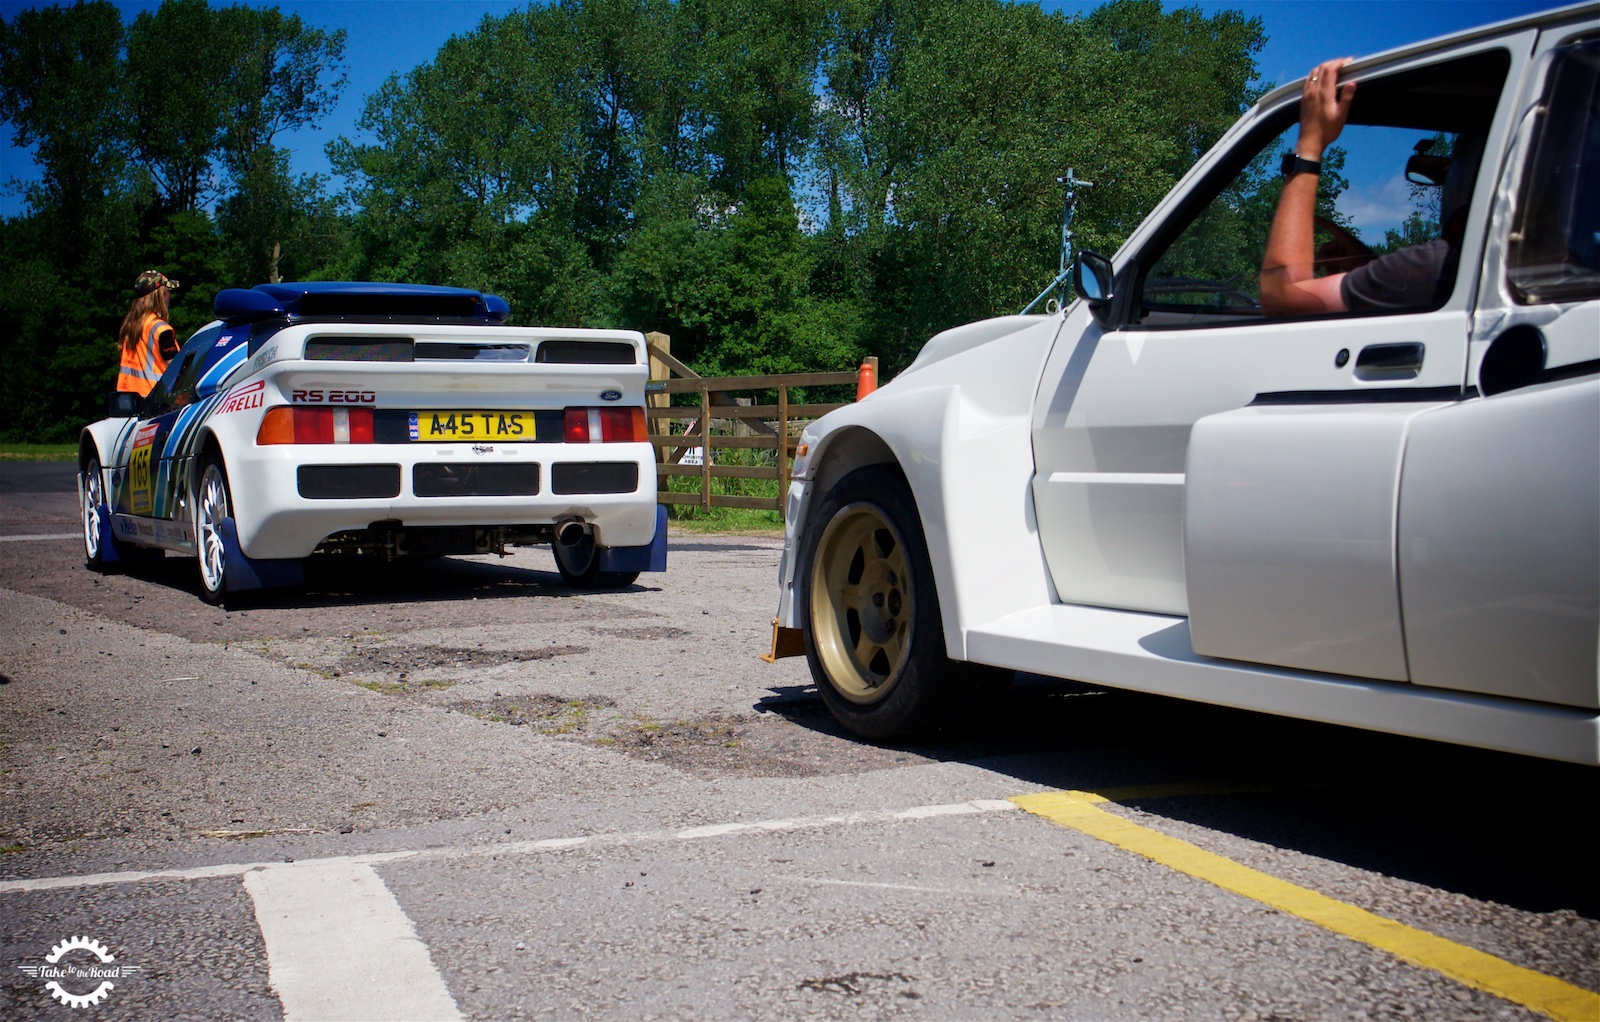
2;461;1596;1021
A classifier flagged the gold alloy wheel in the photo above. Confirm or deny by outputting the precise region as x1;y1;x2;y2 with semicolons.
808;501;913;704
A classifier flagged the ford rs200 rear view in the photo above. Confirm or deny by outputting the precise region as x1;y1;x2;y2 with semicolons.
78;281;666;604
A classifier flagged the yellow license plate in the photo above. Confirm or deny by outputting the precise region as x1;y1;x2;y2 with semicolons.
410;411;538;441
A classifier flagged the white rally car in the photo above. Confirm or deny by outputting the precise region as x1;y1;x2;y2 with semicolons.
770;7;1599;764
79;282;666;603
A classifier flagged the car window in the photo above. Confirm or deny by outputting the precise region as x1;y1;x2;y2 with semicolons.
143;324;224;416
1507;37;1600;304
1134;50;1510;329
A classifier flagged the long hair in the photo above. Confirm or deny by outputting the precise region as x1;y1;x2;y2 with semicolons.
118;288;170;355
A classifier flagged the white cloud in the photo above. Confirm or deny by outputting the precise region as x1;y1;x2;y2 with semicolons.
1338;174;1425;241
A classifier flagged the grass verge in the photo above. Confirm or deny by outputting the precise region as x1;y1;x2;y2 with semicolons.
1;443;77;461
661;443;786;535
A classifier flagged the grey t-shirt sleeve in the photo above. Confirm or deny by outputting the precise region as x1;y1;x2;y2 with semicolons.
1339;239;1454;312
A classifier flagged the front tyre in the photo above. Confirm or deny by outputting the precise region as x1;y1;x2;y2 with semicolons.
194;456;233;605
80;453;161;571
552;531;639;590
800;465;1009;740
80;454;116;572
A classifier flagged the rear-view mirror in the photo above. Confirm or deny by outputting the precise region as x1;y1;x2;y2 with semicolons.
1405;154;1451;186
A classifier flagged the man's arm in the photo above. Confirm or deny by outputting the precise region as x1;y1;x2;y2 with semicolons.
1260;58;1358;315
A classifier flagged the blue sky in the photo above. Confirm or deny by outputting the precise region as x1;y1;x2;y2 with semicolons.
0;0;1577;222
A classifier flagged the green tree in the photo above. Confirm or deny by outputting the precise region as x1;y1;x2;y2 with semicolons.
682;0;828;193
216;152;339;284
807;0;1266;370
213;4;345;281
122;0;237;213
123;0;345;219
0;0;347;442
330;5;597;319
0;0;126;255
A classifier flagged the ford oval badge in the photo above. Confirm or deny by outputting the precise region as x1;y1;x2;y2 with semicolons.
600;390;623;402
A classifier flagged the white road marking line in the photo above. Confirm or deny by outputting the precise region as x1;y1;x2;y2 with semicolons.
0;852;418;893
0;533;80;542
244;861;462;1022
0;799;1021;893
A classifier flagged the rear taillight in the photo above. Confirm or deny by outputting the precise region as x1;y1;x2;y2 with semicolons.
256;407;375;445
563;407;646;443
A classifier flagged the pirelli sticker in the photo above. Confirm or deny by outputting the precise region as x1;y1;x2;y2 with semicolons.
128;422;160;515
215;380;266;415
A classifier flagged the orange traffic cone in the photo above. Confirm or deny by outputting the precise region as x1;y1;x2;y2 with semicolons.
856;359;877;400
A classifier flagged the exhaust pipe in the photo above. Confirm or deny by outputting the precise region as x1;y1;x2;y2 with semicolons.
555;518;588;547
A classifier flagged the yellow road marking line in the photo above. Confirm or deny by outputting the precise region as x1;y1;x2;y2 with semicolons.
1012;790;1600;1022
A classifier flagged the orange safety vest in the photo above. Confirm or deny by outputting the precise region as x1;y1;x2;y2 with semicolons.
117;315;173;396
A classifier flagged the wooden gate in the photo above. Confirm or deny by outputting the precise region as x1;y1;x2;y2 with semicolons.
646;332;875;521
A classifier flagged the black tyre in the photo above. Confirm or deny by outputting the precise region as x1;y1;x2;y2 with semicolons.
194;455;233;605
799;465;1010;740
80;453;161;572
552;530;640;590
80;453;118;572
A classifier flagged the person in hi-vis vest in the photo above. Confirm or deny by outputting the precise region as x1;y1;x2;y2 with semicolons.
117;270;181;396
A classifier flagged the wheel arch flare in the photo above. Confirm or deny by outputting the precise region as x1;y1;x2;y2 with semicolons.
778;317;1063;660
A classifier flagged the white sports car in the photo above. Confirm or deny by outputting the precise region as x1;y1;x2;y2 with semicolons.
79;282;666;604
770;8;1599;764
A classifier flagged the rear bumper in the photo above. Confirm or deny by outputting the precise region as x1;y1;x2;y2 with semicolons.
228;441;659;559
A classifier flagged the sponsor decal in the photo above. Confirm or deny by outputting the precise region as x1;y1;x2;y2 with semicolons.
600;389;623;402
215;380;267;415
247;344;278;374
153;521;193;544
292;389;376;404
128;422;159;515
17;935;141;1009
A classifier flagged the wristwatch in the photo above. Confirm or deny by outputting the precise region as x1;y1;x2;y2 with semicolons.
1281;153;1322;178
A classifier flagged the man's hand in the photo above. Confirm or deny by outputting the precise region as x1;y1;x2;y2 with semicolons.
1259;58;1359;315
1298;57;1357;157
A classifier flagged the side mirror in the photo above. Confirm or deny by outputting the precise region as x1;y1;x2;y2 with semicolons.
1405;154;1451;187
107;391;142;418
1073;250;1115;324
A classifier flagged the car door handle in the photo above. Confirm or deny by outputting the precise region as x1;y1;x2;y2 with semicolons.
1354;342;1425;380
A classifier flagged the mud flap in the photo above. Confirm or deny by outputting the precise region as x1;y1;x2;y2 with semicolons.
97;504;121;564
220;518;304;592
598;505;669;573
760;619;805;663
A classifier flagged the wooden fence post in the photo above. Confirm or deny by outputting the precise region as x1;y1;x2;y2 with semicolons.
778;385;789;521
699;383;712;512
646;332;671;467
646;355;876;519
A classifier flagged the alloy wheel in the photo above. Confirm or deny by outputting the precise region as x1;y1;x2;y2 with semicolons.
808;501;913;704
